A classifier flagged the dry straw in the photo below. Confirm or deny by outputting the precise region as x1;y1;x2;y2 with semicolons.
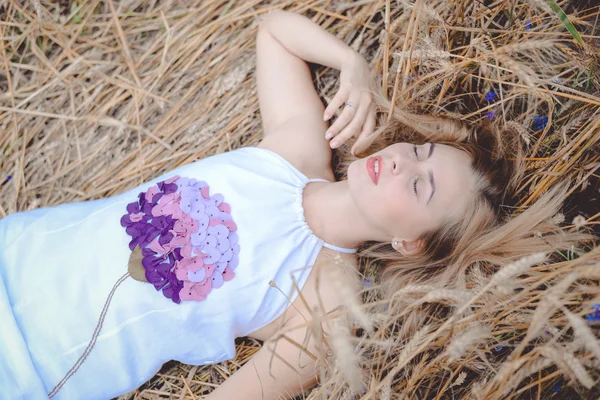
2;0;600;399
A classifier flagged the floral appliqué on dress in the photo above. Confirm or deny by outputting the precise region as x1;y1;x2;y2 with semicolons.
120;176;240;303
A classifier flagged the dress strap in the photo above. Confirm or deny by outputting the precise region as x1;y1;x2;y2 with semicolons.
322;242;358;254
307;178;330;183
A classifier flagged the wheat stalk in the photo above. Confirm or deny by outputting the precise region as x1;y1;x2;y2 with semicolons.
447;324;492;362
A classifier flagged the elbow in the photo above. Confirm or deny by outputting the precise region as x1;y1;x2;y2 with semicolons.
258;9;286;34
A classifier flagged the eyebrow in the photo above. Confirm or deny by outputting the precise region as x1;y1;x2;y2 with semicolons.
427;143;436;205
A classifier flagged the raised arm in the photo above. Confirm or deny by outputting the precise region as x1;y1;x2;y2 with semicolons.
256;9;356;135
255;10;373;172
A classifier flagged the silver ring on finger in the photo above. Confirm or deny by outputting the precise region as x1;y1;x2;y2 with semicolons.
346;101;354;108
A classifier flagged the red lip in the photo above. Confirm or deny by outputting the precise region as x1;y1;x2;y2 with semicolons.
366;156;382;185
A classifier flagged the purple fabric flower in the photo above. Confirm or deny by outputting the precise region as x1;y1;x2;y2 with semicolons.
138;192;147;208
121;175;241;303
157;181;178;194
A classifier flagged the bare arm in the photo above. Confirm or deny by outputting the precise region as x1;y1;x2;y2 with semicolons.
261;10;354;74
204;252;361;400
256;10;366;172
203;315;320;400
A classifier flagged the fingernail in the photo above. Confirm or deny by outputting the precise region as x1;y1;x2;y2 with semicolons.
330;141;338;148
323;114;331;121
325;132;332;139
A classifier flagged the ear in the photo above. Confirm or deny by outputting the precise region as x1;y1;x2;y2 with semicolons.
392;238;426;256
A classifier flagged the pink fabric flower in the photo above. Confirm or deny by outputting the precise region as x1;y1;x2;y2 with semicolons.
121;176;241;303
180;279;211;302
145;186;159;203
129;212;144;222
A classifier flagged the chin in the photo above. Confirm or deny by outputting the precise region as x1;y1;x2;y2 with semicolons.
346;160;367;201
347;159;361;186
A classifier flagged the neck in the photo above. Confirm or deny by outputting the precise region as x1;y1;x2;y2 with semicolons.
302;180;386;250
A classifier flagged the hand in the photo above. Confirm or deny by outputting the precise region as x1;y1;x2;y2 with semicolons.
323;54;376;155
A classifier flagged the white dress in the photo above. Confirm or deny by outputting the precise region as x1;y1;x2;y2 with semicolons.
0;146;356;400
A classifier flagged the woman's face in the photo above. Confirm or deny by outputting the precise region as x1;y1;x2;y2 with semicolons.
348;142;477;241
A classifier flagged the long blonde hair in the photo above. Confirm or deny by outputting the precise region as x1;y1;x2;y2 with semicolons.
333;84;595;300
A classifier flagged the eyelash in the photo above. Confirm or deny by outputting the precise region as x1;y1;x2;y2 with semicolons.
413;145;419;195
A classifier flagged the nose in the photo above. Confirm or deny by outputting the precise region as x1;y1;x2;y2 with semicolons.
390;154;416;176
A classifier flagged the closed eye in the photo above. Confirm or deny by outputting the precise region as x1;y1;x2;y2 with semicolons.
413;144;419;195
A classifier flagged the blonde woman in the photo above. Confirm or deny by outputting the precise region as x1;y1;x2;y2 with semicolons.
0;10;581;400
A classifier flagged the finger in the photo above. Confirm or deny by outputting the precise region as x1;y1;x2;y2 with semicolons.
330;100;370;149
325;93;360;140
333;95;372;145
362;104;377;136
323;87;349;121
351;105;377;155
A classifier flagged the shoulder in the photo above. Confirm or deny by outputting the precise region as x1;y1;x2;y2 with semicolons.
257;120;335;182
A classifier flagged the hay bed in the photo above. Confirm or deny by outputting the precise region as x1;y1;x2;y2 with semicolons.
1;0;600;399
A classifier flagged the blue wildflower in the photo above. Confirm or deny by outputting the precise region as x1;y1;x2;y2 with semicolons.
494;346;503;351
363;278;372;288
2;175;11;185
586;304;600;322
486;111;496;120
403;74;417;84
485;90;497;102
553;383;560;393
533;115;548;130
525;19;532;31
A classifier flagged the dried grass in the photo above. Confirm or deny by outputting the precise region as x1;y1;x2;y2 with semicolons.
2;0;600;399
